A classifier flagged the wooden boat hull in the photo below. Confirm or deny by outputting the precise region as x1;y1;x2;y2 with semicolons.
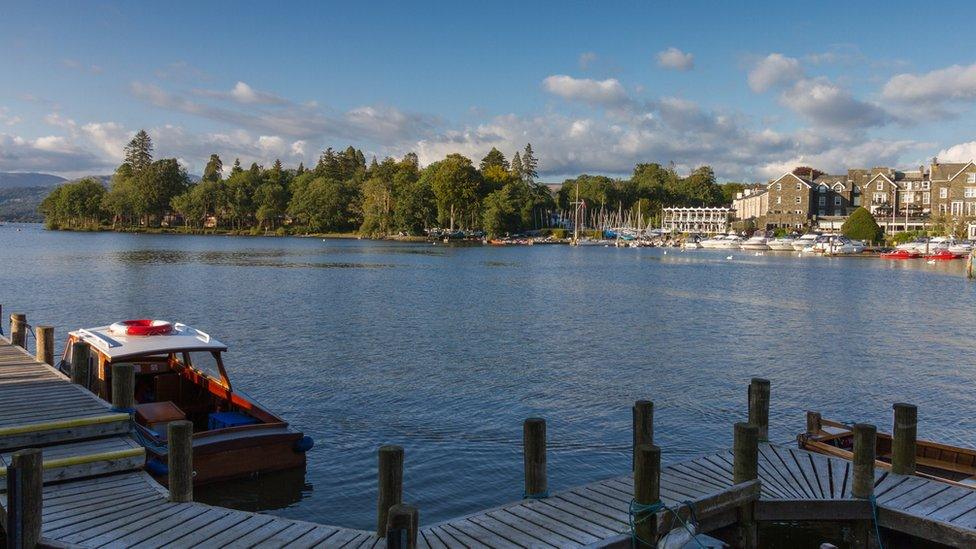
799;415;976;489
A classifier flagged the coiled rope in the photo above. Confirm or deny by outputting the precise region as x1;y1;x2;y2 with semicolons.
629;498;705;548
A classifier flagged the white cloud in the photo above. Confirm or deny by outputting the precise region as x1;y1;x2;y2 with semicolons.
780;78;888;128
883;63;976;107
80;122;129;161
0;132;111;173
748;53;803;92
758;138;925;178
542;75;630;106
656;47;694;71
937;141;976;163
290;140;306;157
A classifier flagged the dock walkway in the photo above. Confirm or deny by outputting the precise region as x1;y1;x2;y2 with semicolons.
2;334;976;547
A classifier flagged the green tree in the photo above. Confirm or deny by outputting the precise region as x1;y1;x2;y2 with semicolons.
124;130;153;173
521;144;538;183
426;153;483;230
511;152;523;180
202;154;223;182
480;148;509;172
841;207;884;243
482;185;519;238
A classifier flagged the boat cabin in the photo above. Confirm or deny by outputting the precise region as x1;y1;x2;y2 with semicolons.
63;321;309;484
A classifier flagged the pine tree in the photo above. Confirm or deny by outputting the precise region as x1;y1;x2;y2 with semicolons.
249;162;261;175
480;147;509;171
272;159;283;183
511;152;523;180
202;154;223;182
231;158;243;175
124;130;153;173
521;143;538;183
296;162;305;175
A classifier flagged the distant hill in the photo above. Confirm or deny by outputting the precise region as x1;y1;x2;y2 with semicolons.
0;172;67;189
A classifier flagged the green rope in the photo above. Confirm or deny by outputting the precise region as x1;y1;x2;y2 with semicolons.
869;495;885;549
629;499;706;548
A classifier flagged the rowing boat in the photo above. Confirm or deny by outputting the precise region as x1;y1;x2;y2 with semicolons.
799;414;976;489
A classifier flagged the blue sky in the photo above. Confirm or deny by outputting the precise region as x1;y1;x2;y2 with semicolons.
3;0;976;180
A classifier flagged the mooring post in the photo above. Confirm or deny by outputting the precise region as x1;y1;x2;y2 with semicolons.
35;325;54;366
168;420;193;502
852;423;877;499
892;403;917;475
748;378;770;441
633;443;660;548
7;448;43;549
633;400;653;470
523;417;547;498
70;341;91;388
377;445;404;537
806;411;822;435
10;313;27;348
734;422;759;548
111;363;135;410
385;503;419;549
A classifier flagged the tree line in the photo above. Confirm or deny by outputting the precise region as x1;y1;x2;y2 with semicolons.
40;130;738;237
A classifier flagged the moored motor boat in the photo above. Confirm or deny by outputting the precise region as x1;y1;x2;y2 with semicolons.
740;235;770;251
880;249;921;259
791;233;820;251
61;321;312;485
925;249;962;260
766;238;795;251
799;414;976;490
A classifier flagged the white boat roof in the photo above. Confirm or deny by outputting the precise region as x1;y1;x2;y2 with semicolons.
70;323;227;361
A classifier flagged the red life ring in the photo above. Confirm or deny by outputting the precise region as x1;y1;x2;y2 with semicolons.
109;319;173;336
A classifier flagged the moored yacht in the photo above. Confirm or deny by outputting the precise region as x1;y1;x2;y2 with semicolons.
740;234;770;251
766;237;796;251
791;233;820;251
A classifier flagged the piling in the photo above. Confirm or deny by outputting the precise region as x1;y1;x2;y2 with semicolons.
168;420;193;503
385;503;419;549
523;418;547;498
852;423;877;499
111;363;135;410
632;400;653;470
377;445;404;537
633;443;661;548
748;378;770;441
35;325;54;366
892;403;917;475
10;313;26;348
7;448;43;549
806;411;822;434
734;421;759;548
69;341;91;388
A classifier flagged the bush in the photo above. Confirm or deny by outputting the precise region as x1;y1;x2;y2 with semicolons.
841;207;884;243
890;230;924;245
550;228;567;239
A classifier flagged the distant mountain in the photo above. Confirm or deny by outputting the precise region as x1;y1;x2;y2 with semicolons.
0;187;51;222
0;172;67;189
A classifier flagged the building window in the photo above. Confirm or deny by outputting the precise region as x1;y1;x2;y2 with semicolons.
904;193;914;204
776;183;781;191
776;196;781;204
922;181;930;190
835;209;842;216
819;185;826;193
968;202;976;216
819;196;826;206
794;196;801;204
796;182;802;190
873;192;887;204
853;195;861;206
940;204;948;215
940;188;948;199
818;209;825;216
968;173;976;183
923;193;930;205
877;181;884;190
834;196;841;206
965;187;976;198
952;201;963;216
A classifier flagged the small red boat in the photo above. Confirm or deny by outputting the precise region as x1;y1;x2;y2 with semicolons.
925;249;962;260
880;249;920;259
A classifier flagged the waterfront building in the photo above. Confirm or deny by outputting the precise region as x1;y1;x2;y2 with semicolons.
661;207;733;234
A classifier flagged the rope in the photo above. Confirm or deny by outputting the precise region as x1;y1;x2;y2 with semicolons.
629;499;706;549
869;495;885;549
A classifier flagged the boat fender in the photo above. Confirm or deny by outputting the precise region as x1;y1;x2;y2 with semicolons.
293;436;314;453
146;458;168;476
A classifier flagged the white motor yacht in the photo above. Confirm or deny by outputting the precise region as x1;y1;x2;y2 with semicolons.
740;234;770;251
791;233;820;251
715;234;743;249
766;238;795;251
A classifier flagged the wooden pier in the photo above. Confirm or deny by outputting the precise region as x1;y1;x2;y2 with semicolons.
2;313;976;547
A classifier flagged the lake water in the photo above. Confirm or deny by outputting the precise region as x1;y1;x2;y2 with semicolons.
1;223;975;529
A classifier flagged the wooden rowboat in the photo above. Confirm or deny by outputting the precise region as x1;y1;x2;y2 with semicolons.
61;320;312;485
799;413;976;489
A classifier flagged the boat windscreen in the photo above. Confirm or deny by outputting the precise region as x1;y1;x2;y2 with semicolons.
186;351;225;383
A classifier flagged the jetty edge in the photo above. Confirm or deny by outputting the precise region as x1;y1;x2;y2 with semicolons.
1;311;975;546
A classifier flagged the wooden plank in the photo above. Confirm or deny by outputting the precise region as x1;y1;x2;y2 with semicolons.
220;516;297;548
902;485;973;517
426;525;484;549
756;499;871;521
43;493;164;531
877;506;976;547
502;504;602;544
443;517;519;548
153;510;255;547
877;476;936;505
188;514;277;547
552;491;631;525
129;507;233;549
281;525;342;549
58;502;181;544
520;498;619;539
535;495;628;532
467;512;558;547
85;504;204;547
884;482;953;512
766;445;816;499
788;448;825;499
926;491;976;522
486;508;581;546
252;522;320;548
417;528;450;549
758;445;812;499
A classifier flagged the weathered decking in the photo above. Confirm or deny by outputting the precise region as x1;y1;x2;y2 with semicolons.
2;334;976;547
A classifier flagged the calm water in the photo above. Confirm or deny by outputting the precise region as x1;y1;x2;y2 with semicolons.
2;223;975;528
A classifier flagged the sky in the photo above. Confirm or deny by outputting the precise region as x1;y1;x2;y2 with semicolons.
3;0;976;181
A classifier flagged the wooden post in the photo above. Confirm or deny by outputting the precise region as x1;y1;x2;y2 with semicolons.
69;341;91;388
852;423;877;499
35;325;54;366
734;421;759;549
632;400;653;470
7;448;43;549
377;445;404;537
10;313;26;348
748;378;770;441
892;403;917;475
523;418;547;498
385;503;419;549
633;444;660;548
111;363;135;410
168;420;193;503
806;411;822;435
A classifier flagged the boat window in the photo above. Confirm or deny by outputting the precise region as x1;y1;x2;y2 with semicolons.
185;351;225;382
